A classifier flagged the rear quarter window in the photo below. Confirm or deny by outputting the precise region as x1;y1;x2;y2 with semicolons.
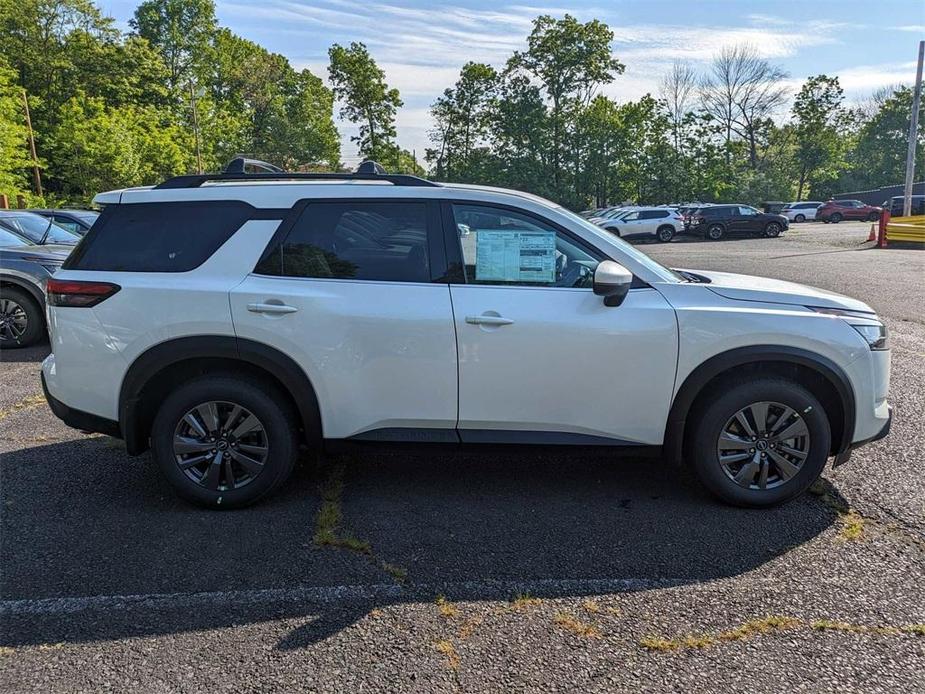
63;201;257;272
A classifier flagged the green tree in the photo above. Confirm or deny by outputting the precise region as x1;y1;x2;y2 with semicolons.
0;60;32;199
791;75;846;200
509;14;624;198
328;42;402;165
131;0;216;93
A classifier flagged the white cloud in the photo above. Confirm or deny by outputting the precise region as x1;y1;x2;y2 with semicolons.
892;25;925;33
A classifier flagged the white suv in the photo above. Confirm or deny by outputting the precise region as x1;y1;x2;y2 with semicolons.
782;202;823;223
597;207;684;242
41;160;892;509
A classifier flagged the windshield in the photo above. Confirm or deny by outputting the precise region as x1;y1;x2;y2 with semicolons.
558;207;684;283
76;212;99;225
0;228;31;247
0;213;79;244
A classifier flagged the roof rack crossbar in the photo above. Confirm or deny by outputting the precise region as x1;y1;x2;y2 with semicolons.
154;159;439;189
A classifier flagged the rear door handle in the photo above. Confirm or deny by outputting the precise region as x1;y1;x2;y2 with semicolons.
465;315;514;326
247;302;298;314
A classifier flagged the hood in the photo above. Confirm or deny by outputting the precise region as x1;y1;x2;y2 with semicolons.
685;269;875;313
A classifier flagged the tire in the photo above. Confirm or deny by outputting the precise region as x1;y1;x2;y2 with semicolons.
867;212;880;222
829;213;842;223
706;224;725;241
764;222;782;238
794;214;805;223
656;225;675;243
0;286;44;348
151;375;300;509
688;378;831;508
606;226;621;237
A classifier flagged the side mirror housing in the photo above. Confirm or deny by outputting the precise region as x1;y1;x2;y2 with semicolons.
593;260;633;307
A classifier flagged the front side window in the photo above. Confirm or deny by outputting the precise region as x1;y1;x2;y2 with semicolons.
256;201;430;283
621;211;640;222
451;204;600;288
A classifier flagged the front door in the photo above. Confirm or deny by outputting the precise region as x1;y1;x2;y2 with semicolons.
231;199;458;440
445;202;678;445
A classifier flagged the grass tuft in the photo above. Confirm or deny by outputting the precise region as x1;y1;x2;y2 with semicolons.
434;640;460;670
553;612;601;639
510;593;542;610
0;394;46;422
435;595;459;618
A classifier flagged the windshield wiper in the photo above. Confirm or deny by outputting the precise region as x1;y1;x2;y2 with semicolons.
38;220;52;245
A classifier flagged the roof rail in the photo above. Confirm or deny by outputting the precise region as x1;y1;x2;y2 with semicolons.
154;159;439;189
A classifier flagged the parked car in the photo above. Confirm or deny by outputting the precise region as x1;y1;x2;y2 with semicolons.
690;205;789;240
0;227;71;347
816;199;882;223
0;210;80;245
42;158;891;509
598;207;684;242
588;206;632;224
883;195;925;217
28;208;99;235
782;202;823;223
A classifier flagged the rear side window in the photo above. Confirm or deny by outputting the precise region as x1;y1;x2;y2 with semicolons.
255;201;430;283
639;210;669;220
64;201;255;272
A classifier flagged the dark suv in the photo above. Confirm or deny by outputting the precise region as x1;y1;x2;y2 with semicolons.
690;205;788;241
816;199;882;223
883;195;925;217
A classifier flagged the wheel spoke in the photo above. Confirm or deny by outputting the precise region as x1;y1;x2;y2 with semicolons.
768;450;800;481
777;443;808;460
231;414;261;439
229;449;264;475
772;417;808;442
222;405;243;433
757;460;769;489
182;412;209;439
720;451;752;464
733;458;761;486
200;452;223;489
178;453;211;469
223;455;237;489
196;403;220;434
734;411;756;438
718;433;751;450
748;402;770;435
173;436;214;455
237;443;268;456
770;407;795;435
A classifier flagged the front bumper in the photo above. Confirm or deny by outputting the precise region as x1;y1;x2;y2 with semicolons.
41;371;121;438
833;404;892;466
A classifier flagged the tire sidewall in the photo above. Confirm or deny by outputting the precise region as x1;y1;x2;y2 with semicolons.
794;214;805;223
707;224;724;240
765;223;781;238
690;379;831;507
0;286;44;348
657;226;675;242
151;376;298;509
830;213;842;223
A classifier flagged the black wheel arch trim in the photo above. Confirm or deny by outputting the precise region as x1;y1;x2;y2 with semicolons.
663;345;856;464
0;274;45;308
119;335;322;455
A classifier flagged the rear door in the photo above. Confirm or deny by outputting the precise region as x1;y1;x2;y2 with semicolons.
230;199;459;441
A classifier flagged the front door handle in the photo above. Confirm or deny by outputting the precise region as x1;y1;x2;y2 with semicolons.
247;302;298;314
465;314;514;326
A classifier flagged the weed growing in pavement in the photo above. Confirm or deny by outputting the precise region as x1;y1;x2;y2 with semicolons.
0;394;46;422
435;595;460;619
553;612;602;639
510;593;542;610
434;640;460;670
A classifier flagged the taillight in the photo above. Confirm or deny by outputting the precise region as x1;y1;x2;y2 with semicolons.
46;279;121;307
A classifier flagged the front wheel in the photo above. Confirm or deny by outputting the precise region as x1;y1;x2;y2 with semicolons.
688;379;831;507
764;222;782;238
656;225;675;243
151;375;299;508
705;224;725;241
867;212;880;222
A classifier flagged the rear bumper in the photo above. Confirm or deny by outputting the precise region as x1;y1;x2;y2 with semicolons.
41;370;121;438
833;405;892;466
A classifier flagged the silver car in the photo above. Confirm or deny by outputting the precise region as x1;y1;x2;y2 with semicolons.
0;227;71;347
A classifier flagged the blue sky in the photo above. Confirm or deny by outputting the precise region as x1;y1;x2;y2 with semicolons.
99;0;925;165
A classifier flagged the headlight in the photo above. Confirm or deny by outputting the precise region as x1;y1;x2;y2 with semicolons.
810;307;889;351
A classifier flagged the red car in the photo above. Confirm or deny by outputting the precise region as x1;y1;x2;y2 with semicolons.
816;199;882;223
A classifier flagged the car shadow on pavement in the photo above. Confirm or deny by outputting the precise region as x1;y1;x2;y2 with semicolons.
0;343;49;363
0;439;842;649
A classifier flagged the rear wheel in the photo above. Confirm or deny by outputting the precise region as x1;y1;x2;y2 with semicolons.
656;225;675;243
151;375;299;508
689;379;830;507
794;214;806;223
829;212;843;223
764;222;782;238
706;224;725;241
0;287;44;348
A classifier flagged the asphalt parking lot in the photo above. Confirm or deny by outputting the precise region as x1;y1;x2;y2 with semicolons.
1;220;923;692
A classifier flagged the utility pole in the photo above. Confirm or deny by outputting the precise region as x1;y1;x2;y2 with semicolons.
902;40;924;217
21;89;42;198
189;82;204;175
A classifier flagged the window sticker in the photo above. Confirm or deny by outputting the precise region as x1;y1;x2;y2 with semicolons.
475;230;556;283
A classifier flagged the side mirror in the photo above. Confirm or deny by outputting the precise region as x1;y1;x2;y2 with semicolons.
593;260;633;307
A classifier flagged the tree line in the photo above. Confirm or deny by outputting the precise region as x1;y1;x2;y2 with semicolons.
1;1;922;208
